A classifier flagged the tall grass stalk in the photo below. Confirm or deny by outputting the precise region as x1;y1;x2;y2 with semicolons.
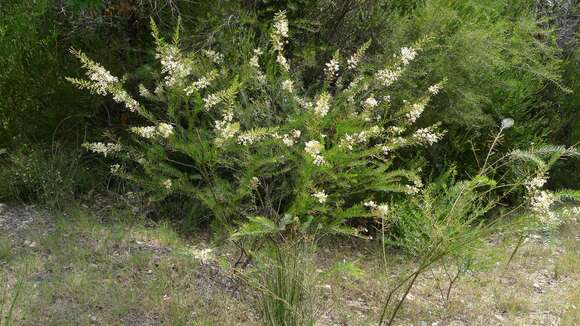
248;244;317;326
0;275;24;326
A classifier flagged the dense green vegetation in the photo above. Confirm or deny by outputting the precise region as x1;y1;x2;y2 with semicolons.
0;0;578;324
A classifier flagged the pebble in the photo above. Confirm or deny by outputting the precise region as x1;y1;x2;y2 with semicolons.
533;282;543;293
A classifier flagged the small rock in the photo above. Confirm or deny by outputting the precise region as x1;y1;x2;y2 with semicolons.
317;284;332;291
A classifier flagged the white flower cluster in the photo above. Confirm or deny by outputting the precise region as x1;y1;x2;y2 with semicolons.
272;11;289;39
236;128;301;147
530;190;558;226
271;11;290;71
280;129;301;146
387;126;404;135
406;100;427;123
378;135;410;155
364;201;389;218
376;68;402;87
157;45;191;86
374;46;418;87
412;127;444;145
87;64;118;95
69;51;141;112
138;84;154;98
525;173;559;227
362;97;379;109
305;140;326;166
112;89;140;112
130;123;174;139
314;93;331;117
249;48;266;84
215;110;239;143
185;71;218;95
202;49;224;64
82;142;122;157
249;48;262;69
428;84;442;95
525;175;547;193
340;126;383;150
400;47;417;66
363;201;377;208
162;179;173;190
157;123;174;138
193;76;212;90
347;55;360;70
131;126;156;139
237;132;268;146
313;190;328;204
277;53;290;72
405;179;423;194
110;164;121;174
282;79;294;93
324;58;340;79
347;41;370;70
203;93;222;109
297;97;313;110
250;177;260;189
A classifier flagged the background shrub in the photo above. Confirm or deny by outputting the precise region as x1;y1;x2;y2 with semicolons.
0;146;104;209
0;0;576;214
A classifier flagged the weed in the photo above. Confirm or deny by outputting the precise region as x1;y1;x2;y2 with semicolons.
252;245;317;326
0;238;11;263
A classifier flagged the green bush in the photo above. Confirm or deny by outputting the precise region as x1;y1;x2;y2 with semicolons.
245;0;569;176
0;0;231;149
70;13;446;236
0;147;103;209
374;0;568;174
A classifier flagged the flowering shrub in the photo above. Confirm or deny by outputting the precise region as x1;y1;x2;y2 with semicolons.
376;130;577;325
510;145;579;228
69;11;447;237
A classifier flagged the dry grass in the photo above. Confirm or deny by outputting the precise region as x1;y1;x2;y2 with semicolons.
0;204;577;325
0;206;256;325
312;219;580;325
